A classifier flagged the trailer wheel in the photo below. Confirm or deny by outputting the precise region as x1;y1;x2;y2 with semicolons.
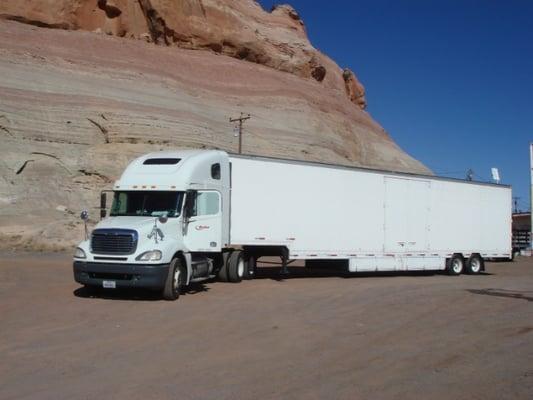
465;254;484;274
243;255;256;280
162;257;186;300
227;250;244;283
446;254;464;275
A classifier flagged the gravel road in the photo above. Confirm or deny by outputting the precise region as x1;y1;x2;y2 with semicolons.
1;253;532;399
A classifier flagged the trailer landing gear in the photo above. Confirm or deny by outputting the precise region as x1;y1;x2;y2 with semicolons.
280;249;290;276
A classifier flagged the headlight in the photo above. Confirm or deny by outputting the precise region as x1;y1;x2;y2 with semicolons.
74;247;86;259
136;250;162;262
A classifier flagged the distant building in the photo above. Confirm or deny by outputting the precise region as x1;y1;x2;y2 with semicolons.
512;212;531;251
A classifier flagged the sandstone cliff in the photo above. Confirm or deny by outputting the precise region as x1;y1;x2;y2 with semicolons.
0;0;367;108
0;1;430;251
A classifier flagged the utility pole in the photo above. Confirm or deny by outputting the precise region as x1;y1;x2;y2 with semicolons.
229;112;251;154
513;196;520;214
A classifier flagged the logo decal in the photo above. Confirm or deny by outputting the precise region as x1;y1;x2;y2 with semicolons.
195;225;210;231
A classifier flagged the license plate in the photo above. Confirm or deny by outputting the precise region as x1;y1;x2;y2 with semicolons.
102;280;116;289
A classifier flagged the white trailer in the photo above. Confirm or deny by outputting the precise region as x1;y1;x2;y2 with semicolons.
73;150;512;300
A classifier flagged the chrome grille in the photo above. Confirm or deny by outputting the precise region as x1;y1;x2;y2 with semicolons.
91;229;138;255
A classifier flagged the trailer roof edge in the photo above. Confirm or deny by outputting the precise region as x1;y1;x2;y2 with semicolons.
228;153;511;189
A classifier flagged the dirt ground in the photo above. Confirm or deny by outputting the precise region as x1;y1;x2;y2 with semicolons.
0;253;532;400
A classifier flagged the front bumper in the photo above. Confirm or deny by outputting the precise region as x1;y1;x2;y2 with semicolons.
73;261;170;289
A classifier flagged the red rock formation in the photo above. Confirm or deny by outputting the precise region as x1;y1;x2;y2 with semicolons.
343;68;367;110
0;0;366;108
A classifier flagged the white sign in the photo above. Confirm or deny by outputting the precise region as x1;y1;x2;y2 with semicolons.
491;167;500;183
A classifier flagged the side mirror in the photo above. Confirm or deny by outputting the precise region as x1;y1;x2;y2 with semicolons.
100;192;107;219
181;191;195;236
80;210;89;221
184;190;196;219
80;210;89;240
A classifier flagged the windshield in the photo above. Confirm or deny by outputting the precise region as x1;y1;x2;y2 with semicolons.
110;191;184;217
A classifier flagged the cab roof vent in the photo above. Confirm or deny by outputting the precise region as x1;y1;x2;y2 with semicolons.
143;158;181;165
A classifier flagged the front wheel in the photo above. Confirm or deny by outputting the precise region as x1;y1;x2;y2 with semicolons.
162;258;186;300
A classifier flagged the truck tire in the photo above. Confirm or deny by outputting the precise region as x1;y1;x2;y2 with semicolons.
465;254;484;274
162;257;186;300
243;255;256;280
217;252;230;282
227;250;245;283
446;254;464;275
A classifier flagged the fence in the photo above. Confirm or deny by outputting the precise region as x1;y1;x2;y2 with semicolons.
512;229;530;250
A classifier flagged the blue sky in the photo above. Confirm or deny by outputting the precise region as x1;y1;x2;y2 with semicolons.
258;0;533;212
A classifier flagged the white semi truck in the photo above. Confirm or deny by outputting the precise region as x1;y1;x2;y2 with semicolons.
73;150;512;300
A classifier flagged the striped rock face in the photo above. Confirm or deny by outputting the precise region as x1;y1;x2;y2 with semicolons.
0;0;367;108
0;3;430;250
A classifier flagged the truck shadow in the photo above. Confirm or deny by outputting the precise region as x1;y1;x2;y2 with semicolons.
73;282;210;301
467;288;533;302
253;266;491;280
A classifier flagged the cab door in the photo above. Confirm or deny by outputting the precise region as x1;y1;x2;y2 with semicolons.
183;190;222;252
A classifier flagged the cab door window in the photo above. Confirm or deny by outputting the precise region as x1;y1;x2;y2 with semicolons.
193;191;220;216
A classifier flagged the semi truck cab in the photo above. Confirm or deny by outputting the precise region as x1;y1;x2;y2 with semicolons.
73;150;239;300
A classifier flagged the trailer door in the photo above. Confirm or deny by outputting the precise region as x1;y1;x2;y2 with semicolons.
384;177;430;259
